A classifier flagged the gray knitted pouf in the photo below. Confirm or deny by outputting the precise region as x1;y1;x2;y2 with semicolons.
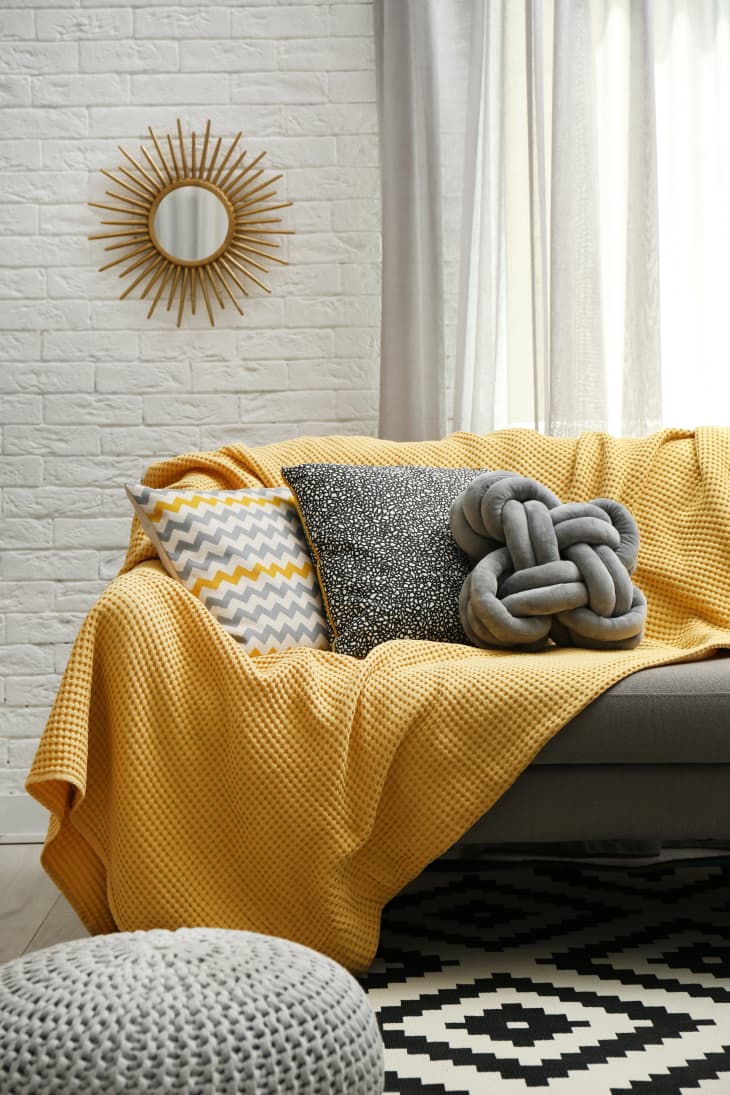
0;928;384;1094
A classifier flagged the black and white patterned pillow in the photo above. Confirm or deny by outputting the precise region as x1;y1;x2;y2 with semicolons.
281;464;482;658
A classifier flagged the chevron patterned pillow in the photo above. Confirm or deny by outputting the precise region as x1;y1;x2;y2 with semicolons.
125;484;330;657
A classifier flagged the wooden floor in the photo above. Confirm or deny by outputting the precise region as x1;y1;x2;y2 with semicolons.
0;844;88;963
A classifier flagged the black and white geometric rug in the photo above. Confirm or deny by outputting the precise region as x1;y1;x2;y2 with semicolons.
360;852;730;1093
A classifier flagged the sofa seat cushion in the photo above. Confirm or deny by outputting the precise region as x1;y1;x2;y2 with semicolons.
534;654;730;765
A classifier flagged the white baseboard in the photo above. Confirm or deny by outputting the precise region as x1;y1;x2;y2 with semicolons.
0;794;47;844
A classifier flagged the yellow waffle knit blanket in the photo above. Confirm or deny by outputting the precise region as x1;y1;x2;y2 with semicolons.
27;427;730;971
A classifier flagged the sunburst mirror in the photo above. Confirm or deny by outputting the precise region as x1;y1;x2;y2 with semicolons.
89;119;292;327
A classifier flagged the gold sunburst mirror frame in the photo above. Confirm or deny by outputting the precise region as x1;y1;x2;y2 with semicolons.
89;119;293;327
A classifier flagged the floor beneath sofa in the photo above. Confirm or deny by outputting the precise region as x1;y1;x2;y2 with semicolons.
3;846;729;1093
0;844;88;963
362;850;730;1093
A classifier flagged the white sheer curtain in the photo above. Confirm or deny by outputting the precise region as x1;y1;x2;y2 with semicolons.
375;0;730;440
374;0;447;441
654;2;730;428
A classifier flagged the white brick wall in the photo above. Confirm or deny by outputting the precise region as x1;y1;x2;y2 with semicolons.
0;0;380;831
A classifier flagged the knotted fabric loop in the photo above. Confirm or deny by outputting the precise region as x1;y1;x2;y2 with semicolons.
451;472;647;651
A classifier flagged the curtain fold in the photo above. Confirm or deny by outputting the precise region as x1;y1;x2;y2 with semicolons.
621;0;662;435
374;0;446;442
526;0;549;432
452;1;507;436
548;0;607;434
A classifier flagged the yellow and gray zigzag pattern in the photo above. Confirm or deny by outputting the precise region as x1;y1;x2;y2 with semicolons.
126;484;329;657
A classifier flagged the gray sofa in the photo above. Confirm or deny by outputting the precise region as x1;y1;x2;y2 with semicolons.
460;653;730;847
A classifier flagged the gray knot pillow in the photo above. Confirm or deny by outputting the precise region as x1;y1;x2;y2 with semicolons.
450;471;647;651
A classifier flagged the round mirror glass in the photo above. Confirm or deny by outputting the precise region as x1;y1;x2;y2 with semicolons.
153;186;230;263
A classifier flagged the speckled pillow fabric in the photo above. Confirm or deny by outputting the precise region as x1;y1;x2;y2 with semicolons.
125;484;329;657
281;464;482;658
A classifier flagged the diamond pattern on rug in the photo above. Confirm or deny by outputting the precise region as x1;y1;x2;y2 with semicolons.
361;855;730;1094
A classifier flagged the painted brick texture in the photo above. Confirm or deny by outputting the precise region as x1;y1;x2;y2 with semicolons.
0;1;381;816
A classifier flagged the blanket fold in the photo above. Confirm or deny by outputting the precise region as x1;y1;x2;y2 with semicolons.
27;427;730;970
